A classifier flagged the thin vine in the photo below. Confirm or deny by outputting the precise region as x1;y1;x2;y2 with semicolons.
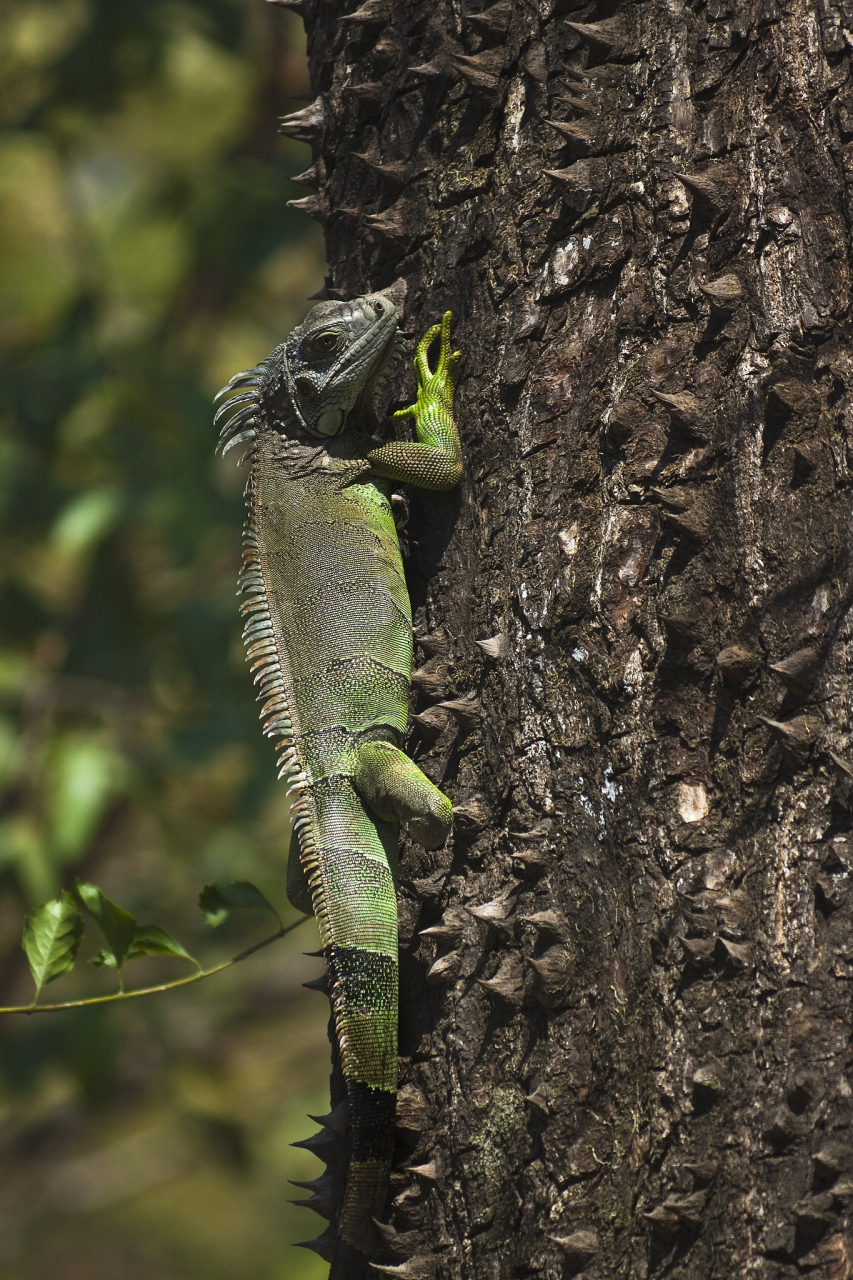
3;877;312;1015
1;915;311;1015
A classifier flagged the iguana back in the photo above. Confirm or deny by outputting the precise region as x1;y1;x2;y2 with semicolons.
215;293;462;1276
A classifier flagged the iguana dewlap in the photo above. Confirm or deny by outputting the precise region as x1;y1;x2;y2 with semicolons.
215;294;462;1275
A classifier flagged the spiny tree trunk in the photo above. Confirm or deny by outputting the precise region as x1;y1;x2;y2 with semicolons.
279;0;853;1275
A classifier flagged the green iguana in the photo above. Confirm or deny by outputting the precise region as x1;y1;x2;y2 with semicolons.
214;293;462;1276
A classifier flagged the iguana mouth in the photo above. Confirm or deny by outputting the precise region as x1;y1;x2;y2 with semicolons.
354;329;401;430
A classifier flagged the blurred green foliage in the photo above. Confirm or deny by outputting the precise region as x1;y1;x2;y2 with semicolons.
0;2;330;1275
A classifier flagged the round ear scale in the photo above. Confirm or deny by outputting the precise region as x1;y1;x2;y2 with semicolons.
316;409;344;435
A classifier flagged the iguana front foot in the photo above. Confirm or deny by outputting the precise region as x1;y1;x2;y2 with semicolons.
393;309;460;424
365;310;463;491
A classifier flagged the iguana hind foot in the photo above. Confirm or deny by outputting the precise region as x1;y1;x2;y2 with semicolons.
353;741;453;850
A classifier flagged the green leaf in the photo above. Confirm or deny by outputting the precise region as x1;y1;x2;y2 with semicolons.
127;925;196;964
22;892;84;997
75;879;136;970
199;880;280;928
89;948;117;969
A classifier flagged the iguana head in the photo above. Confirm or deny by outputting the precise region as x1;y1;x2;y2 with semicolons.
214;291;402;453
278;292;401;437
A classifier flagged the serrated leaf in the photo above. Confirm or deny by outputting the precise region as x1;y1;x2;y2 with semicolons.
199;880;279;927
75;879;136;970
22;892;84;996
127;925;196;964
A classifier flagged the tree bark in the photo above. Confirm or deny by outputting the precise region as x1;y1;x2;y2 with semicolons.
284;0;853;1275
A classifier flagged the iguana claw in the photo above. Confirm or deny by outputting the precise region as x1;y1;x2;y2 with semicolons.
394;310;460;419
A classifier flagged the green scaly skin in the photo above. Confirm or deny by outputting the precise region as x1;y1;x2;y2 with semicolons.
216;306;461;1273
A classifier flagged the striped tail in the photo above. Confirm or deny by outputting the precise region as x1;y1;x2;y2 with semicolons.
292;774;399;1269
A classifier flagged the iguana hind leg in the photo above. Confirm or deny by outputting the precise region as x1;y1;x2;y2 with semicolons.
353;740;453;849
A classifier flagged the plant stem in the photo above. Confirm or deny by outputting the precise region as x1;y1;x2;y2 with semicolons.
2;915;313;1015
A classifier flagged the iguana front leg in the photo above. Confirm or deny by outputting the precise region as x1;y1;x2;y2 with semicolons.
366;311;463;491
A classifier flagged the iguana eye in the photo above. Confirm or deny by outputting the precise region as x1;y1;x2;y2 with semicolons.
313;331;339;352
